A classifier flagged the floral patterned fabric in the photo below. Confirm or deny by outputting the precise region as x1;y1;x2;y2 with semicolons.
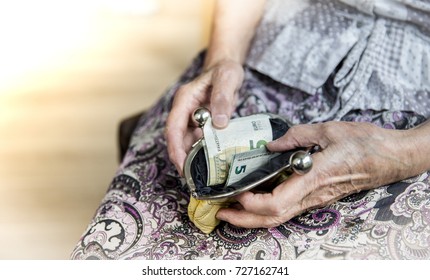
71;53;430;260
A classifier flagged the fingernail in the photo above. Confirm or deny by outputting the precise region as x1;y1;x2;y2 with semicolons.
213;114;229;128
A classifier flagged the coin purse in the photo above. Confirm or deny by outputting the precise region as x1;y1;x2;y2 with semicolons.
183;108;313;200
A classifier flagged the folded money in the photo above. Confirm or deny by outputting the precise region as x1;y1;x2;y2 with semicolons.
184;108;313;200
203;113;289;186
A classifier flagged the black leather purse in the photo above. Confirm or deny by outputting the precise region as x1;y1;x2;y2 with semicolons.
183;108;314;200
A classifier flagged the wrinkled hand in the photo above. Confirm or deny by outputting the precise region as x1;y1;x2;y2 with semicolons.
165;60;244;175
217;121;415;228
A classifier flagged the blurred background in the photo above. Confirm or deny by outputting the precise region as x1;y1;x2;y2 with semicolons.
0;0;213;259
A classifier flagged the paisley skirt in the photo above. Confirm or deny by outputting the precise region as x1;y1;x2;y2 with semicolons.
70;52;430;260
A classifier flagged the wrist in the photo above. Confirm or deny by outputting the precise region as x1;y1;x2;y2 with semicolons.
203;0;266;70
203;47;244;71
396;123;430;178
407;121;430;173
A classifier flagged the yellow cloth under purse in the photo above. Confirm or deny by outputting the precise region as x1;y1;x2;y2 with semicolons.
188;196;232;234
187;172;291;234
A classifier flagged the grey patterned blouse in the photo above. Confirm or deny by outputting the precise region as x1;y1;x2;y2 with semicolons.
246;0;430;123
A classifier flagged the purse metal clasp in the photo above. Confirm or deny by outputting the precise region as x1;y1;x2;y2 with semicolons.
183;108;314;200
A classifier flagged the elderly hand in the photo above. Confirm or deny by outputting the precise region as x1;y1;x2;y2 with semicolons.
216;121;421;228
165;59;244;175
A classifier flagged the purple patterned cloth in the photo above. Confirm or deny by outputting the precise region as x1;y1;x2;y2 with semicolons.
71;53;430;260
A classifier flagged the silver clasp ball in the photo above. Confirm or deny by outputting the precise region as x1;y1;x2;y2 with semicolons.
290;150;313;175
193;107;211;128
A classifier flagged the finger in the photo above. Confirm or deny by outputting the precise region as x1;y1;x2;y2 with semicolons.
183;128;203;152
267;123;326;152
167;123;202;175
216;208;283;228
235;171;315;213
165;90;197;173
233;191;283;217
165;113;188;174
209;67;243;128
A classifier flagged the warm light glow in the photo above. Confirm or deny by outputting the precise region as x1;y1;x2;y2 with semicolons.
0;0;159;93
105;0;160;15
0;1;98;91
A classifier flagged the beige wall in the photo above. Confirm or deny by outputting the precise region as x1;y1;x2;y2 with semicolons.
0;0;214;259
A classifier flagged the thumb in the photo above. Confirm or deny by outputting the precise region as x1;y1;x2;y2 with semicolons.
209;66;243;128
210;86;237;128
267;123;324;152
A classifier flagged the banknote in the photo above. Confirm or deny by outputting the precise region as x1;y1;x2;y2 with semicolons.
225;147;278;186
203;114;274;186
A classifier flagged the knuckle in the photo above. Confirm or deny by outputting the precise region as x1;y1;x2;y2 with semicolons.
316;122;337;145
320;122;335;135
211;90;229;104
285;126;297;138
284;127;300;144
217;65;236;77
213;64;243;85
176;84;189;96
299;192;325;211
262;217;283;228
266;203;286;217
